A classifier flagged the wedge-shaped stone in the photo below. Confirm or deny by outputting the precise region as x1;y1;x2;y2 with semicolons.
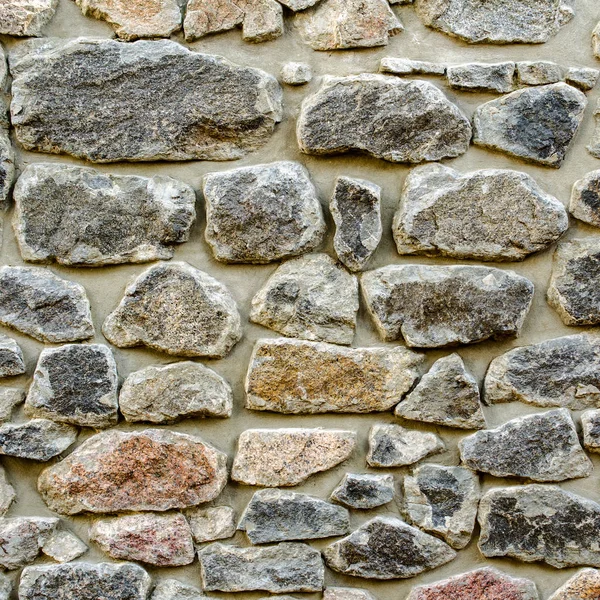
38;428;227;514
446;62;515;93
362;265;534;348
0;388;23;422
548;568;600;600
0;334;24;378
41;530;87;563
393;165;567;262
185;505;236;543
582;409;600;453
0;517;57;569
151;579;206;600
367;424;444;467
0;466;14;516
0;129;15;211
570;169;600;227
324;589;376;600
0;0;58;36
331;473;394;509
298;74;471;163
0;419;77;461
10;39;282;163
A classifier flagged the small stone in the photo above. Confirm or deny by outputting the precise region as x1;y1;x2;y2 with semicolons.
297;74;471;163
278;0;320;9
446;62;515;93
41;530;87;563
331;176;382;272
203;161;325;264
380;57;445;76
0;334;24;378
0;419;77;461
281;62;312;85
0;266;94;343
151;579;206;600
548;568;600;600
250;254;358;345
473;83;587;168
570;169;600;227
0;465;14;516
565;67;599;91
103;261;242;358
330;473;394;509
478;484;600;567
324;589;376;600
0;130;14;211
517;61;563;85
239;489;350;544
361;264;534;348
185;506;236;544
581;409;600;453
238;0;283;42
0;0;57;36
232;428;356;487
0;387;24;422
199;542;324;593
0;516;58;569
367;424;445;468
0;573;9;600
38;428;228;514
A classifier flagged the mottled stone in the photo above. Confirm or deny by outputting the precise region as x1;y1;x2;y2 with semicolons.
38;428;228;514
587;100;600;159
361;264;534;348
41;530;87;563
0;573;9;600
0;130;14;211
10;38;282;162
0;466;14;516
324;589;376;600
0;334;24;378
0;419;77;461
565;67;599;91
281;62;312;85
380;57;445;75
330;473;394;509
581;409;600;453
151;579;206;600
570;170;600;227
0;387;24;422
0;517;57;569
517;61;563;85
446;62;515;93
548;568;600;600
297;74;471;163
0;0;57;36
185;506;236;543
103;262;242;358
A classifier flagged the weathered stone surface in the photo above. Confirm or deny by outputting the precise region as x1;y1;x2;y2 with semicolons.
185;505;236;543
281;62;312;85
0;266;94;343
587;100;600;158
0;387;24;422
199;542;324;592
473;83;586;168
297;74;471;163
581;409;600;453
239;489;350;544
120;361;232;423
479;484;600;567
25;344;118;429
330;473;394;509
323;516;456;579
232;428;356;486
0;334;24;378
517;61;563;85
548;568;600;600
0;0;57;36
90;512;195;567
403;464;480;550
246;338;423;414
250;254;358;345
0;573;9;600
565;67;599;91
594;22;600;61
570;169;600;227
0;419;77;461
446;62;515;93
151;579;206;600
278;0;320;9
367;424;445;467
10;38;282;162
38;428;228;514
203;161;325;264
0;466;14;516
361;265;534;348
0;516;57;569
41;530;87;563
0;130;15;211
380;57;445;75
324;589;376;600
103;262;242;358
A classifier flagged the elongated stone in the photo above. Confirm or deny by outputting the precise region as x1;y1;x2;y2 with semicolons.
330;473;394;509
446;62;515;93
0;466;14;516
0;388;24;422
581;409;600;453
367;424;444;467
0;0;58;36
517;61;563;85
278;0;319;9
324;589;376;600
10;39;282;162
0;419;77;461
0;130;14;211
380;57;445;76
151;579;206;600
41;530;87;563
185;506;236;543
0;334;24;378
0;573;9;600
548;568;600;600
570;169;600;227
594;22;600;60
0;517;58;569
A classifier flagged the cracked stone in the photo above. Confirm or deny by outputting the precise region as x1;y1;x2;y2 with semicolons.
581;409;600;453
41;530;87;563
548;568;600;600
185;506;236;544
570;169;600;228
281;62;312;85
0;419;77;461
330;473;395;509
517;61;563;85
0;466;14;516
0;0;57;36
446;62;515;93
324;589;376;600
0;334;24;378
151;579;207;600
0;129;14;211
380;57;446;76
0;388;24;422
565;67;599;91
0;517;58;569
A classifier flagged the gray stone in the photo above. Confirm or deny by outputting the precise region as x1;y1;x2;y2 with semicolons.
278;0;320;9
0;465;14;516
199;542;324;592
10;38;282;162
548;568;600;600
0;266;94;343
25;344;119;429
330;473;395;509
395;354;486;430
0;0;58;36
281;62;312;85
587;100;600;158
203;161;325;264
41;530;87;563
0;419;77;461
473;83;587;168
151;579;206;600
569;169;600;227
185;506;236;543
594;22;600;60
297;74;471;163
0;516;58;569
517;61;563;85
446;62;515;93
239;489;350;544
380;57;445;75
367;424;445;467
0;573;9;600
103;261;242;358
565;67;600;91
478;484;600;568
0;334;24;378
581;409;600;453
331;176;382;272
0;387;24;422
120;361;232;423
324;589;376;600
323;516;456;579
361;264;534;348
0;129;14;211
13;163;196;266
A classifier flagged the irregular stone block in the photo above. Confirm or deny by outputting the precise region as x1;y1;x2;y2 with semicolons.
581;409;600;453
0;466;14;516
0;516;57;569
0;387;24;422
330;473;394;509
151;579;206;600
446;62;515;93
380;57;445;75
324;589;376;600
570;169;600;227
0;419;77;461
41;530;87;563
0;0;57;36
548;568;600;600
185;506;236;543
0;334;24;378
517;61;563;85
367;424;444;467
0;129;14;211
281;62;312;85
565;67;599;91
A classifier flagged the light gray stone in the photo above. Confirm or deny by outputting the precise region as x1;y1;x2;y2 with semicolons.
570;169;600;227
0;0;58;36
0;573;9;600
0;334;24;378
330;473;395;509
324;589;376;600
0;516;58;569
0;387;24;422
517;61;563;85
0;129;14;211
581;409;600;453
380;57;445;75
281;62;312;85
185;506;236;544
151;579;206;600
548;568;600;600
587;99;600;158
565;67;599;91
446;62;515;93
0;419;77;461
0;465;14;516
41;530;87;563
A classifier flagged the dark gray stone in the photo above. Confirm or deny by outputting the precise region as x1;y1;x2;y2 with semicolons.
0;419;77;461
0;517;58;570
330;473;395;509
446;62;515;93
570;169;600;228
0;334;24;378
581;409;600;453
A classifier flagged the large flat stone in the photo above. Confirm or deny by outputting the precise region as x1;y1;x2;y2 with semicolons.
0;0;58;36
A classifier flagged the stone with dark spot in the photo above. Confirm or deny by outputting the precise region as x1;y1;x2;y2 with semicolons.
330;473;395;509
0;419;77;461
581;409;600;453
570;170;600;227
0;334;24;378
446;62;515;93
0;0;58;36
0;517;58;569
548;568;600;600
367;424;444;467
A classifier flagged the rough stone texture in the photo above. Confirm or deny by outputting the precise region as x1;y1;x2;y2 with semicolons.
459;409;592;482
119;361;232;423
25;344;119;429
0;466;14;516
281;62;312;85
245;338;423;414
323;589;376;600
250;254;359;345
103;262;242;358
151;579;206;600
569;169;600;227
0;419;77;461
330;473;395;509
478;484;600;568
548;568;600;600
0;334;24;378
297;74;471;163
13;164;196;266
10;38;282;162
185;506;236;544
232;428;356;486
446;62;515;93
0;516;58;569
0;0;57;36
38;428;228;514
323;516;456;579
367;424;445;467
198;542;324;592
380;57;446;75
587;100;600;159
0;388;23;424
594;22;600;61
473;83;587;168
565;67;599;91
239;489;350;543
361;264;534;348
0;574;9;600
0;266;94;343
0;130;14;212
203;161;325;264
517;61;563;85
403;464;480;550
41;530;87;563
581;409;600;453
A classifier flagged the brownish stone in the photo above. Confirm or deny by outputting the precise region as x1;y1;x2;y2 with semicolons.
549;568;600;600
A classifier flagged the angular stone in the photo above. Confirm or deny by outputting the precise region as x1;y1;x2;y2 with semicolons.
38;428;227;514
0;517;57;569
0;130;14;211
0;419;77;461
403;464;480;550
185;506;236;543
517;61;563;85
281;62;312;85
239;489;350;544
10;38;282;162
0;334;24;378
473;83;586;168
380;57;445;76
446;62;515;93
250;254;358;345
0;466;14;516
232;428;356;486
324;589;376;600
324;516;456;579
0;387;24;422
151;579;206;600
103;262;242;358
330;473;394;509
581;409;600;453
199;542;324;592
548;568;600;600
298;74;471;163
570;169;600;227
367;424;444;468
478;484;600;567
362;265;534;348
120;361;232;423
0;0;57;36
0;266;94;343
41;530;87;563
566;67;599;91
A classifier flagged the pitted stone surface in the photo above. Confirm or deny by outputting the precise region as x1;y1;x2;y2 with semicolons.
281;62;312;85
0;517;58;569
41;530;87;563
185;506;236;543
0;334;24;378
330;473;395;509
0;419;77;461
151;579;206;600
517;61;563;85
0;466;14;516
548;568;600;600
446;62;515;93
323;589;376;600
0;388;23;423
570;169;600;228
380;57;446;76
0;0;58;36
566;67;599;91
581;409;600;453
0;129;14;211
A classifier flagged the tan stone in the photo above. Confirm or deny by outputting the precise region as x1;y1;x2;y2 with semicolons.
548;568;600;599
